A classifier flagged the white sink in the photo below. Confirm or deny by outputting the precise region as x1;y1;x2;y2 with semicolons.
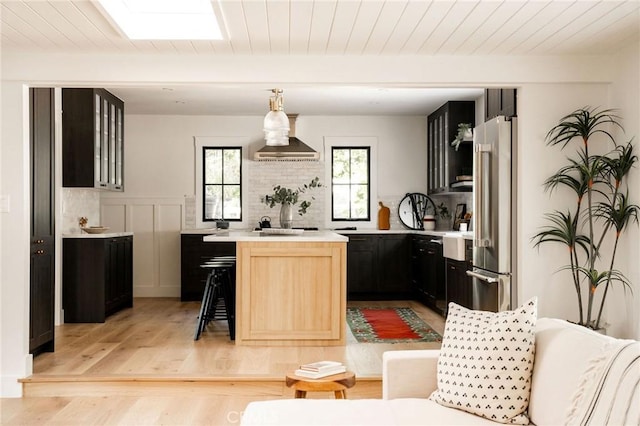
443;233;465;261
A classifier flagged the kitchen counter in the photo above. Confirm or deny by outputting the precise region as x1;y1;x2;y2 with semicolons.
202;230;347;243
186;227;473;239
202;230;347;346
334;228;474;239
63;232;134;239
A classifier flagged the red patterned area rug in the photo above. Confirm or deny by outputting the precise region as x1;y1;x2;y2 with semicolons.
347;307;442;343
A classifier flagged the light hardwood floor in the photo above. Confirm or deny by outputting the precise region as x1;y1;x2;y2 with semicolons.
3;298;445;425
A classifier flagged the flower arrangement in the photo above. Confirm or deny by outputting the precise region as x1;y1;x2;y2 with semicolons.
263;177;322;215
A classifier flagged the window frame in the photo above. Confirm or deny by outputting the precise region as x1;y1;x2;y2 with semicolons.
194;137;249;229
324;136;378;229
331;146;371;222
201;146;242;222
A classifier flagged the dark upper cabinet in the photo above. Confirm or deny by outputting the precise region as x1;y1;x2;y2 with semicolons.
63;236;133;323
180;235;236;301
343;234;410;299
62;88;124;191
29;88;55;355
484;88;517;121
427;101;475;194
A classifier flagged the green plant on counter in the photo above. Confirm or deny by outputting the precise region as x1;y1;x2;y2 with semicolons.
436;202;451;220
262;177;322;215
532;107;638;330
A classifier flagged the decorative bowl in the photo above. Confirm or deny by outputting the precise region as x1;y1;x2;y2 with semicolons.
81;226;110;234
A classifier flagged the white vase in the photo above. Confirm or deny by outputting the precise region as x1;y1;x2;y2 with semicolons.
279;202;293;228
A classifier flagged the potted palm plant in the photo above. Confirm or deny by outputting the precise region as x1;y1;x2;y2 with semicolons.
533;107;638;330
263;177;321;228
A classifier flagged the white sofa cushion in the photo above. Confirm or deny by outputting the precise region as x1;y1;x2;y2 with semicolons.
528;318;639;426
428;298;537;424
242;399;502;425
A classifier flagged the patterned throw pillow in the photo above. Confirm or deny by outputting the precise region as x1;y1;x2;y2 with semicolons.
429;298;537;424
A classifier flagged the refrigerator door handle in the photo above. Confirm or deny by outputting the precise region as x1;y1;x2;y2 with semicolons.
466;270;498;283
474;143;492;248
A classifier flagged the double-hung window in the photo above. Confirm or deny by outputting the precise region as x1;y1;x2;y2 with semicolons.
202;147;242;221
331;147;370;221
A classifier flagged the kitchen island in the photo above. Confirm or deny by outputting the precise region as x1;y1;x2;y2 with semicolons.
202;230;348;346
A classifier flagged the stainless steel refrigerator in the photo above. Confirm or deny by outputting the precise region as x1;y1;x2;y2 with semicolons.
467;116;516;312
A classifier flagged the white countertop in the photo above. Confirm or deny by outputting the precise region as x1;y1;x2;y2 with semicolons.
183;227;473;240
63;232;134;239
202;230;348;242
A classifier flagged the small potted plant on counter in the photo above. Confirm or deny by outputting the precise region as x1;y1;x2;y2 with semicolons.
263;177;322;228
436;202;452;230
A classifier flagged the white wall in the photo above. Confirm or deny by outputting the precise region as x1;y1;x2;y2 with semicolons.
610;43;640;338
0;82;32;397
3;51;639;397
516;83;611;323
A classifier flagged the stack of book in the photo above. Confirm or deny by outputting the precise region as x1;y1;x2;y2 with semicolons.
294;360;346;379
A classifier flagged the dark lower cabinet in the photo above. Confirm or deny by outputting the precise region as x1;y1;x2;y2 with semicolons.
412;236;446;315
180;234;235;301
446;258;472;311
343;234;410;300
344;235;377;294
30;87;55;355
63;236;133;323
30;237;55;354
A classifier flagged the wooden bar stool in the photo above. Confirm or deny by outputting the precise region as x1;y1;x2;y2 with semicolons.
285;371;356;399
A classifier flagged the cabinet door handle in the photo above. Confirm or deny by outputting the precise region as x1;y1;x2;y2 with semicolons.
34;239;44;244
35;249;44;255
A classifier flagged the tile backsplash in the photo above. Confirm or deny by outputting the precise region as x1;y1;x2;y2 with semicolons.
248;161;326;229
61;188;101;234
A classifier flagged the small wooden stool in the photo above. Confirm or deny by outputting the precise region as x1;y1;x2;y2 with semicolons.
285;371;356;399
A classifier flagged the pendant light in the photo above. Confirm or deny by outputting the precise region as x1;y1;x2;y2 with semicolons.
263;88;290;146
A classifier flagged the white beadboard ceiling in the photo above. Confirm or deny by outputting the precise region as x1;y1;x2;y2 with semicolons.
2;0;639;115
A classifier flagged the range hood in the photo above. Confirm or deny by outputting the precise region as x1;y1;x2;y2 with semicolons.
254;115;319;161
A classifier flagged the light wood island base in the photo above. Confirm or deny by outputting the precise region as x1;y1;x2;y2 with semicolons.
235;239;347;346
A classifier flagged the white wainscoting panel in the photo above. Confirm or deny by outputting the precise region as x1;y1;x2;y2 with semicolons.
101;198;184;297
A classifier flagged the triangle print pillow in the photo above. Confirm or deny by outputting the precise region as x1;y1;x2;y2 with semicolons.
429;298;537;424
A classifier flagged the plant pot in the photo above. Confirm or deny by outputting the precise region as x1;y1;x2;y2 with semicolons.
280;202;293;229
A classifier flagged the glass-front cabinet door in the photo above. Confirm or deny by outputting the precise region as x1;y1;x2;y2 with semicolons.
63;88;125;191
114;105;124;190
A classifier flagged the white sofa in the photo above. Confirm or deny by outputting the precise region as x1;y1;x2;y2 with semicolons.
241;318;639;425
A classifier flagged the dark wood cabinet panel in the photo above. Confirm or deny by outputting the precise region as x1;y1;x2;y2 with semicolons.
446;258;472;311
62;88;124;191
484;88;517;121
411;236;445;315
180;235;235;301
63;236;133;323
343;234;410;299
427;101;475;194
345;235;377;294
378;234;410;294
29;87;55;355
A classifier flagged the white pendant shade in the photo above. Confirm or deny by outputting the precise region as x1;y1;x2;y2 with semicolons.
263;89;290;146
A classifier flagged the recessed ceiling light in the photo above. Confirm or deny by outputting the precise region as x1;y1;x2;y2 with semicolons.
97;0;222;40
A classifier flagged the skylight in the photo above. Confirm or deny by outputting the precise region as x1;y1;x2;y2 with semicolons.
97;0;222;40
